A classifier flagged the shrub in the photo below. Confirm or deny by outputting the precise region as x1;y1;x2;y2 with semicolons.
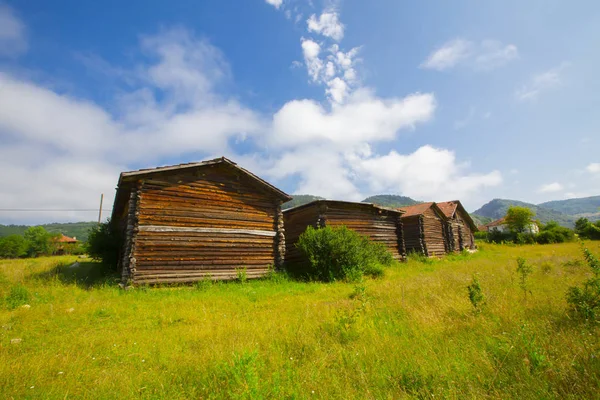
516;257;533;299
487;230;514;244
473;231;488;240
0;235;28;259
467;275;485;312
566;244;600;322
86;221;121;271
515;233;536;245
294;225;393;282
535;221;574;244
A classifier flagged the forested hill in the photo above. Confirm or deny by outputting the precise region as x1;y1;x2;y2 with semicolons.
0;222;96;242
538;196;600;216
361;195;420;208
282;195;325;210
473;199;576;227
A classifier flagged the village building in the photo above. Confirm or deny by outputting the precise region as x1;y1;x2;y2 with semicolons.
283;200;406;265
110;157;291;285
437;200;478;251
398;202;450;256
482;217;540;234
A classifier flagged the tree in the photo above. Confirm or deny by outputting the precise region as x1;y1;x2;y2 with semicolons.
0;235;28;259
505;206;535;234
86;221;121;270
575;217;590;234
23;226;52;257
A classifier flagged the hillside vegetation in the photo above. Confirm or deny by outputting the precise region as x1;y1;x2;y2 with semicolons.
539;195;600;217
0;222;96;242
2;243;600;398
282;195;325;210
474;199;576;227
361;194;420;208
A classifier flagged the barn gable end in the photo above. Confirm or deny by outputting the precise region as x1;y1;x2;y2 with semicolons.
399;202;450;257
437;200;478;251
111;158;291;284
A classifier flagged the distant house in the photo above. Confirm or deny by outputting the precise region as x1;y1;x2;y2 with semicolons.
110;157;291;285
53;234;79;255
399;202;449;256
437;200;478;251
283;200;406;265
57;234;78;243
482;217;539;234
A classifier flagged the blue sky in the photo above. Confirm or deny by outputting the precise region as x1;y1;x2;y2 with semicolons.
0;0;599;223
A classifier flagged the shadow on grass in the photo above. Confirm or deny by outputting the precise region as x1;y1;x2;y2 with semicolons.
34;261;119;289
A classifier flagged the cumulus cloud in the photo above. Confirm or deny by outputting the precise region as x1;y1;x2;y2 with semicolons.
538;182;564;193
307;11;344;41
0;3;27;57
587;163;600;173
421;39;518;71
516;63;568;101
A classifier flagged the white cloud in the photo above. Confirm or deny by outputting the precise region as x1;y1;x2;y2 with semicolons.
265;0;283;9
307;11;344;41
475;40;518;70
421;39;518;71
420;39;472;71
0;3;27;57
516;63;568;101
538;182;564;193
270;89;436;148
301;38;323;82
587;163;600;173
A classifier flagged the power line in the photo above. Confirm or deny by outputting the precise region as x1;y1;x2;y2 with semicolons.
0;209;113;212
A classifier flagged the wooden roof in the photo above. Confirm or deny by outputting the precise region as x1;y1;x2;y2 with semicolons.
56;234;77;243
283;199;404;216
111;157;291;223
398;202;447;219
437;200;478;232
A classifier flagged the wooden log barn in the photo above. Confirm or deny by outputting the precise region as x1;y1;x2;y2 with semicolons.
283;200;406;265
437;200;478;251
398;202;450;257
110;157;292;284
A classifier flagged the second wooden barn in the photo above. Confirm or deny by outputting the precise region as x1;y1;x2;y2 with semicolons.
110;157;291;285
399;202;450;256
437;200;478;251
283;200;406;265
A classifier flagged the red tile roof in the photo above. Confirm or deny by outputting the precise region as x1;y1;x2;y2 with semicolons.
437;201;458;218
57;234;78;243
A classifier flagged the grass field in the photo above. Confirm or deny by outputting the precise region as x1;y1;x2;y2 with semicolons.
1;242;600;399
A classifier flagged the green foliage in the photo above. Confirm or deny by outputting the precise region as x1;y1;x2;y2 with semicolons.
23;226;53;257
467;275;485;312
361;194;419;208
535;221;574;244
516;257;533;298
515;232;536;245
86;221;120;271
473;231;488;240
0;235;27;259
575;217;600;240
236;267;248;284
0;222;96;242
505;206;535;234
294;225;393;282
4;285;30;310
566;244;600;322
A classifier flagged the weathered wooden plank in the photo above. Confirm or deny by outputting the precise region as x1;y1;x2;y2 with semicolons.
137;225;276;237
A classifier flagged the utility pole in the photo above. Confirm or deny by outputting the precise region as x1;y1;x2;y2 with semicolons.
98;193;104;224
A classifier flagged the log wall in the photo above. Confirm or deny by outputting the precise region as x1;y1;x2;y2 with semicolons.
421;207;448;256
400;216;424;255
123;164;282;284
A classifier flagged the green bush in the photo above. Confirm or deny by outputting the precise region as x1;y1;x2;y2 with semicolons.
23;226;53;257
467;275;485;312
566;244;600;322
5;285;30;310
86;221;121;271
293;225;393;282
487;230;514;244
515;233;536;245
473;231;488;240
535;221;574;244
0;235;28;259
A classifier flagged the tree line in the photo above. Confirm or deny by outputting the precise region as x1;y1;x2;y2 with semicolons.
0;226;85;259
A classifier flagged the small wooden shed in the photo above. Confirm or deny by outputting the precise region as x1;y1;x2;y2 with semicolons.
283;200;406;265
110;157;291;284
437;200;478;251
399;202;450;257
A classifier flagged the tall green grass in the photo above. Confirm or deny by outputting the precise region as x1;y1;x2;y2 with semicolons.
1;243;599;399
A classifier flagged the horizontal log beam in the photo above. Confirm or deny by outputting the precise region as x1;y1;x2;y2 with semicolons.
138;225;276;237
